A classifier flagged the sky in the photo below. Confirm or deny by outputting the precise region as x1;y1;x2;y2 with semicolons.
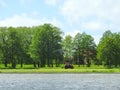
0;0;120;44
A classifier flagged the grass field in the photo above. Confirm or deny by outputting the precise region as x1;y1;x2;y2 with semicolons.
0;64;107;69
0;64;120;73
0;69;120;73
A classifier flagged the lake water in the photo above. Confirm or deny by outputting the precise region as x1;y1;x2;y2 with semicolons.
0;74;120;90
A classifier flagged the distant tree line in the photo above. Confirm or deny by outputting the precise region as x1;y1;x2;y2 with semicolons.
0;23;120;68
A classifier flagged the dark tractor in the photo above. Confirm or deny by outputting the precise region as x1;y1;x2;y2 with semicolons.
64;60;74;69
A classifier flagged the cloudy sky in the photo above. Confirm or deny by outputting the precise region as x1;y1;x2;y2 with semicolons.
0;0;120;44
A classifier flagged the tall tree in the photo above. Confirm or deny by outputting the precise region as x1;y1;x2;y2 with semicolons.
73;33;84;66
16;27;34;67
97;30;120;67
29;24;63;68
8;27;23;68
62;35;73;62
0;27;10;67
73;32;96;67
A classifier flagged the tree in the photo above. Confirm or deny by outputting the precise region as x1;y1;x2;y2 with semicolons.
73;33;84;66
62;35;73;62
97;30;120;67
0;27;10;67
81;33;96;67
73;32;96;67
16;27;34;67
7;27;24;68
29;24;63;68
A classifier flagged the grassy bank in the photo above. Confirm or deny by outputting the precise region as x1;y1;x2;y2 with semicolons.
0;68;120;73
0;64;120;73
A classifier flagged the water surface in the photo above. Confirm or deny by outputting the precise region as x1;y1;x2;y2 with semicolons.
0;74;120;90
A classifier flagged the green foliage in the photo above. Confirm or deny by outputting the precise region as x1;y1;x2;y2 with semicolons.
0;24;120;69
0;27;34;68
73;32;96;67
29;24;63;67
97;30;120;67
62;35;73;60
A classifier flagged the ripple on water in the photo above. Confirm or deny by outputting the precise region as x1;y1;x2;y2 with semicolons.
0;74;120;90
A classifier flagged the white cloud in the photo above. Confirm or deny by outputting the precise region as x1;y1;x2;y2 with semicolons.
82;21;104;31
61;0;98;22
0;14;62;28
45;0;59;6
60;0;120;31
61;0;120;21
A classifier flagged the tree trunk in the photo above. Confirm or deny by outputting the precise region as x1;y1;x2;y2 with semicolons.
55;59;58;67
33;62;36;68
47;58;50;67
51;60;53;67
4;60;7;67
37;62;40;68
86;56;91;67
21;59;23;68
12;59;16;69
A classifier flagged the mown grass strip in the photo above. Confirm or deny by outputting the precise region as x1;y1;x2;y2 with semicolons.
0;69;120;73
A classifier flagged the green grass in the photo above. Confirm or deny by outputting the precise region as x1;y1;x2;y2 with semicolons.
0;69;120;73
0;64;120;73
0;64;34;69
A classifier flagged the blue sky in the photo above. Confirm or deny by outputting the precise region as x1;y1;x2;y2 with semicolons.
0;0;120;44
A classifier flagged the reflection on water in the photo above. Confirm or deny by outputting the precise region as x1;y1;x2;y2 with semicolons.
0;74;120;90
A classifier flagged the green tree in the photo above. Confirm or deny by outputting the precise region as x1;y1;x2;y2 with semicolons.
97;30;120;67
62;35;73;62
73;32;96;67
0;27;10;67
16;27;34;67
73;33;84;66
29;24;63;68
8;27;23;68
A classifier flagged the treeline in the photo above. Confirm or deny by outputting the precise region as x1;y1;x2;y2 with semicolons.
0;24;120;68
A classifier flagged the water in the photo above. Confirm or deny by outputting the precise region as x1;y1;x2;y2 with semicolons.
0;74;120;90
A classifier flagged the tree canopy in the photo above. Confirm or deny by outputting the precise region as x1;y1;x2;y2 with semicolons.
97;30;120;67
0;24;120;68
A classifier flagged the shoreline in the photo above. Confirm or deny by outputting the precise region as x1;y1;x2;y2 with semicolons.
0;68;120;74
0;72;120;74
